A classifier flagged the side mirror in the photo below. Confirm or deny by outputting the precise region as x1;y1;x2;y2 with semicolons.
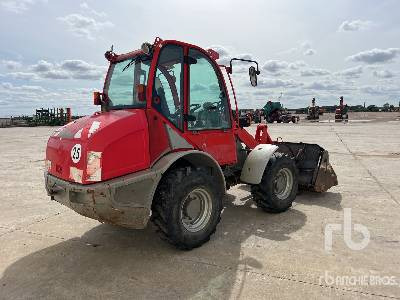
249;66;258;87
93;91;102;105
137;84;146;102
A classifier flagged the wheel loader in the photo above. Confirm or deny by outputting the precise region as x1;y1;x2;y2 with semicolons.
45;38;338;250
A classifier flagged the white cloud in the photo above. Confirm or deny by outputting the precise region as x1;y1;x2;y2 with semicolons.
1;59;22;70
4;59;107;81
262;60;289;73
304;80;341;91
360;84;399;96
288;61;307;70
58;13;114;40
80;2;107;18
0;0;42;13
335;65;363;78
1;82;46;92
300;68;330;77
31;59;53;72
279;41;316;56
0;83;98;117
301;41;316;56
373;70;395;79
258;77;301;89
338;20;373;32
347;48;400;64
8;72;40;80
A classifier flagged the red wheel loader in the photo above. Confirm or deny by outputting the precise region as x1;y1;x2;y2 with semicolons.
45;38;338;250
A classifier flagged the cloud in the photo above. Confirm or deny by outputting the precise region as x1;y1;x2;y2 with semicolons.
300;68;330;77
304;80;341;91
1;59;22;70
301;41;316;56
338;20;373;32
1;82;46;92
360;84;399;96
303;49;316;56
278;41;316;56
5;59;107;80
0;0;44;13
373;70;395;78
8;72;40;80
0;83;99;117
258;77;301;89
31;59;53;72
288;61;307;70
347;48;400;64
58;13;114;40
262;60;289;73
335;65;363;78
80;2;107;18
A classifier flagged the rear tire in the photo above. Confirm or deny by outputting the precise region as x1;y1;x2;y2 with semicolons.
151;166;223;250
251;152;298;213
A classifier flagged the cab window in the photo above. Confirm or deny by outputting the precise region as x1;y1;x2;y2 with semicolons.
152;44;184;130
188;48;231;130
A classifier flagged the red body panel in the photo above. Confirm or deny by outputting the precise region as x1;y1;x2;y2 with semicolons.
184;130;237;165
46;109;150;184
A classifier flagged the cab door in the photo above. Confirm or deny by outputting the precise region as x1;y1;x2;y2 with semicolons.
184;48;237;165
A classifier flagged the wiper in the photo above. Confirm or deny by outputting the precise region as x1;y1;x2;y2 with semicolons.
122;59;135;72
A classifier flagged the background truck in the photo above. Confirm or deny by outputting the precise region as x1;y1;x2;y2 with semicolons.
263;101;298;123
45;38;337;250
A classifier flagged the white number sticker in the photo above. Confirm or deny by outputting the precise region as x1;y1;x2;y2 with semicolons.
71;144;82;164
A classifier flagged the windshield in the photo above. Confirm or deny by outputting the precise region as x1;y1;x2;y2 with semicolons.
105;55;151;109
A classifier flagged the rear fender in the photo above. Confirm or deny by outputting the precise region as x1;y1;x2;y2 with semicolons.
240;144;279;184
151;150;226;197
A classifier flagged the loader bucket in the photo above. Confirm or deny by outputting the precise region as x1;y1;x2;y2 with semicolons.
276;142;338;192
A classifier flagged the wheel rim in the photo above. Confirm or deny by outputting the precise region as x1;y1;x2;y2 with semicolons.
180;187;213;233
273;168;294;200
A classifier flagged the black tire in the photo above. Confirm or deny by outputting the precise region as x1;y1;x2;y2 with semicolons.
251;152;298;213
151;166;223;250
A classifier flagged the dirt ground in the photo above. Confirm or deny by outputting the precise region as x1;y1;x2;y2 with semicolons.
1;113;400;299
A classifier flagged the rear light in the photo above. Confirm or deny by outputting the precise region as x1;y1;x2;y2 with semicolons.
45;159;51;172
86;151;102;182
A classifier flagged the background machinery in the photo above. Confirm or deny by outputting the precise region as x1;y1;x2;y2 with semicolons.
45;38;337;250
263;100;299;123
335;96;349;122
306;98;320;120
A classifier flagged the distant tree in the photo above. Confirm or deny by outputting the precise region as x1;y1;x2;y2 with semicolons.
389;105;395;112
367;105;379;112
383;103;390;112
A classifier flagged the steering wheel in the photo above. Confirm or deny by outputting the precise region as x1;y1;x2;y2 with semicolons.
190;103;202;113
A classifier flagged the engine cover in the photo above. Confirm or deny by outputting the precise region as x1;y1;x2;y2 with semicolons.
46;109;150;184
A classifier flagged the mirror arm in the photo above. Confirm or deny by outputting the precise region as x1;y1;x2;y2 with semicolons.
229;58;260;74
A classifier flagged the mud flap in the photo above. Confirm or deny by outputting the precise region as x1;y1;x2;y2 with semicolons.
277;142;338;192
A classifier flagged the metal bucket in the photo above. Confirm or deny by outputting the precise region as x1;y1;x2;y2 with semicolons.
276;142;338;192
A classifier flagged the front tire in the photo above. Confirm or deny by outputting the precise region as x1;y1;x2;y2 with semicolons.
151;166;223;250
251;152;298;213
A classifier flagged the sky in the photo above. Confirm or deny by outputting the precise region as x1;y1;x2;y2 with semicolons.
0;0;399;117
